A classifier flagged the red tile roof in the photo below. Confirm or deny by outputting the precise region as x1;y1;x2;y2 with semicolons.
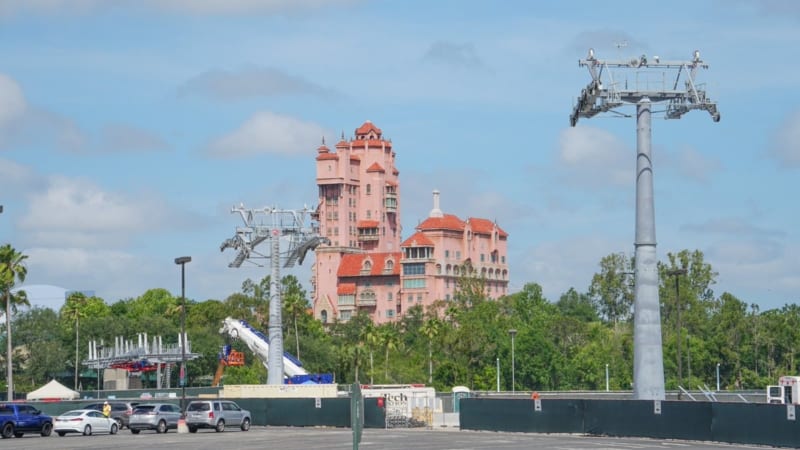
401;231;435;247
417;214;465;232
357;220;379;228
366;162;385;173
336;139;348;149
349;155;361;163
338;252;401;277
467;217;508;237
316;153;339;161
355;121;382;136
338;283;356;295
317;144;330;153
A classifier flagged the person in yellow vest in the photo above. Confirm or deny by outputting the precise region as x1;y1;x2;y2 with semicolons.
102;401;111;418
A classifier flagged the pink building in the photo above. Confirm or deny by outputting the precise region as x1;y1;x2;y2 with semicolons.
312;122;509;324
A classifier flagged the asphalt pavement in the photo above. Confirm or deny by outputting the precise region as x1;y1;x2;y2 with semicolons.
0;426;775;450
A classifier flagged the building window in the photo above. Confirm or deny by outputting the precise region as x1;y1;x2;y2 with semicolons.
386;309;395;318
387;292;393;301
366;184;371;195
417;294;422;302
340;311;352;321
436;264;442;275
456;251;461;260
321;310;328;323
480;254;485;262
338;295;355;306
407;294;413;302
502;256;506;264
446;294;451;301
403;263;425;275
386;260;394;271
403;278;426;289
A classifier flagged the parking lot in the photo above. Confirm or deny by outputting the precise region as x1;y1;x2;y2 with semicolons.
0;426;776;450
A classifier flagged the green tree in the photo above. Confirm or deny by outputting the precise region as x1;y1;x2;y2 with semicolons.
419;317;443;384
588;253;633;324
0;244;29;400
61;292;89;390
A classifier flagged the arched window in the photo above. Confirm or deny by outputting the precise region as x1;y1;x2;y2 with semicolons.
321;310;328;324
385;260;394;271
366;184;371;195
363;260;372;272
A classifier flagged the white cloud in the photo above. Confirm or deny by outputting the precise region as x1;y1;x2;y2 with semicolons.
670;145;723;183
0;157;41;190
557;126;630;187
17;176;174;247
769;110;800;168
681;217;786;238
205;112;330;158
423;41;484;69
0;73;26;126
179;66;338;101
99;124;168;153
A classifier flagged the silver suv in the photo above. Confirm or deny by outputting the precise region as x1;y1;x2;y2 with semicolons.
128;403;181;434
185;400;251;433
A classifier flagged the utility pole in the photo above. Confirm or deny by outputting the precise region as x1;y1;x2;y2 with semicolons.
220;205;328;385
570;48;719;400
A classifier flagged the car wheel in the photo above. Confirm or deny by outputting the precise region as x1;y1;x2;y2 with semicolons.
240;418;250;431
13;432;22;438
215;420;225;432
156;420;167;434
83;425;92;436
58;432;66;437
130;429;140;434
188;426;197;433
115;418;123;429
1;423;13;439
110;423;118;435
41;422;53;437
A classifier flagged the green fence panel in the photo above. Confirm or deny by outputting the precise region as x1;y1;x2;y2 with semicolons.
460;398;583;433
264;398;350;427
363;397;386;429
711;402;800;447
583;400;712;441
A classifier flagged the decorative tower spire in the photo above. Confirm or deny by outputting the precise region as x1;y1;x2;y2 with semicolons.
430;189;443;218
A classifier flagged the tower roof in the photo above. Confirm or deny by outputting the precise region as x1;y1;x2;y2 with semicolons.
417;214;465;232
355;120;382;136
401;231;435;247
338;252;401;277
467;217;508;237
366;162;385;173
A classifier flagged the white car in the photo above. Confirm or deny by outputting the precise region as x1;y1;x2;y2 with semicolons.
54;409;119;436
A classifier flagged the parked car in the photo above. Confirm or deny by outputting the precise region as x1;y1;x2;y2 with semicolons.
54;409;119;436
82;401;139;429
128;403;181;434
0;403;53;438
185;400;251;433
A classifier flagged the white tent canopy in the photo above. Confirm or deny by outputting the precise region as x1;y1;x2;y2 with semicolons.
26;379;80;401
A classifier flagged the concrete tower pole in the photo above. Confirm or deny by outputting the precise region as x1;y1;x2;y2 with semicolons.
267;228;285;385
632;98;665;400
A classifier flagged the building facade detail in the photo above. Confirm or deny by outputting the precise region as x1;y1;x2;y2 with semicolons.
312;122;509;324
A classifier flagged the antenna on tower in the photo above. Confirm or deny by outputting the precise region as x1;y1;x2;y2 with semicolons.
220;204;329;385
568;49;721;402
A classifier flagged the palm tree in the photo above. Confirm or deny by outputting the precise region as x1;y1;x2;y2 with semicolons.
0;244;29;401
379;325;402;382
282;283;308;361
361;323;380;385
62;292;88;390
420;317;443;384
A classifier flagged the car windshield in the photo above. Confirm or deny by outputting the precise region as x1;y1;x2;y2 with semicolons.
133;405;156;414
61;411;83;417
187;403;210;412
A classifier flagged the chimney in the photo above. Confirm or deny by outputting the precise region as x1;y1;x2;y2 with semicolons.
430;189;443;218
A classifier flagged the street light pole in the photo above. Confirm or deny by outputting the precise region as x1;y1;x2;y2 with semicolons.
96;343;103;399
509;329;517;394
174;256;191;415
716;363;721;392
496;357;500;392
666;268;687;390
606;363;609;392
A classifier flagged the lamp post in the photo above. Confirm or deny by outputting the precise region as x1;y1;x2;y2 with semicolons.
509;329;517;394
605;363;610;392
496;357;500;392
96;343;104;399
716;363;721;392
174;256;191;414
666;268;687;391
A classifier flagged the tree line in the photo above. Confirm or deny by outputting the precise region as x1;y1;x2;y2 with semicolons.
1;245;798;395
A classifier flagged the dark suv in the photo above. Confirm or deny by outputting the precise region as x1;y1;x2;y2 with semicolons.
0;403;53;438
82;401;139;429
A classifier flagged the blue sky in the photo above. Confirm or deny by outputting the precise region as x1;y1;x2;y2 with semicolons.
0;0;798;312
